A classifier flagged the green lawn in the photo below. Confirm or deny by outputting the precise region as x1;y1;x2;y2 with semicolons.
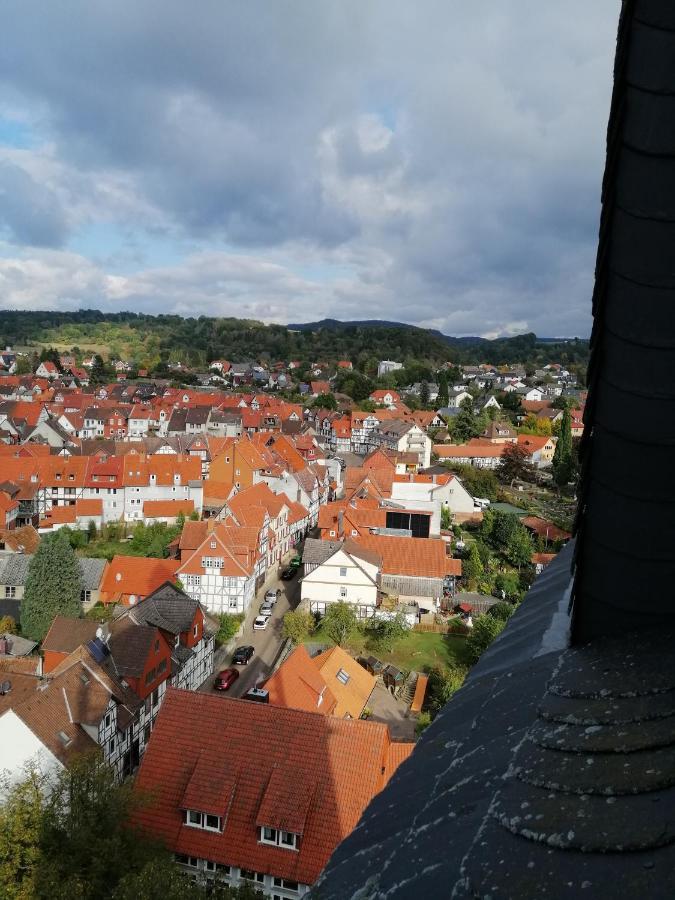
307;627;470;675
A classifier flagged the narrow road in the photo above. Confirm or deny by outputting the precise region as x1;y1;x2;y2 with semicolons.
200;568;302;699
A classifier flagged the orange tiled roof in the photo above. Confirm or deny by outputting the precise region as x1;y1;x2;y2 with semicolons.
355;533;457;579
264;645;338;715
143;499;195;518
313;646;376;719
100;555;179;602
132;688;408;886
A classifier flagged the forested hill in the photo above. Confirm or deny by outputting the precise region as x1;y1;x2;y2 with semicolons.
0;309;589;371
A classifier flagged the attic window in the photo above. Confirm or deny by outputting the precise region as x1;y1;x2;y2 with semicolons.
184;810;223;832
58;730;72;747
210;540;217;549
339;567;347;577
259;827;299;850
336;668;350;685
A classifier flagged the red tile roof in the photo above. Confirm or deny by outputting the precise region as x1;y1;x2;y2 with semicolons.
100;555;179;603
133;689;411;886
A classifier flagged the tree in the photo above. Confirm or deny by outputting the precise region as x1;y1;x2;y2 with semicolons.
440;506;453;531
176;511;186;531
15;355;32;375
426;664;468;715
364;614;407;652
322;602;357;646
462;543;484;591
465;614;507;664
419;381;430;407
552;406;574;488
282;610;315;644
0;615;17;634
436;371;449;408
498;443;534;485
87;519;97;542
452;397;479;443
215;613;244;647
487;601;515;623
20;532;82;640
90;354;108;384
312;393;337;410
505;526;534;569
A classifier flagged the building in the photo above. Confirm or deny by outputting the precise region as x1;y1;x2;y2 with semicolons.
377;360;404;377
301;539;381;618
132;689;413;897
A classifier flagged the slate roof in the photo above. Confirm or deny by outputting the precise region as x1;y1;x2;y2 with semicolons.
131;580;201;634
0;555;104;589
302;538;343;566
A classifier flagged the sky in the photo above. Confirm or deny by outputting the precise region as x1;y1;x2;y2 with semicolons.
0;1;620;338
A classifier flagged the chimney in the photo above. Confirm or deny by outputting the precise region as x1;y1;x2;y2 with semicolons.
572;0;675;641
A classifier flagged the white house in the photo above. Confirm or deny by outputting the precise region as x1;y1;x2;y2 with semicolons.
447;390;472;408
301;539;380;618
377;360;404;377
0;709;64;795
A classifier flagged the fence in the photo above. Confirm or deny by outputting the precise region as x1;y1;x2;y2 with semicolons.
412;622;468;636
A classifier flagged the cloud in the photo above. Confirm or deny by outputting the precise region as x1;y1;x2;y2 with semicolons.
0;0;621;335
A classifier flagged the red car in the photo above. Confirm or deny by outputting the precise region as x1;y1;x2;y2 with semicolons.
214;667;239;691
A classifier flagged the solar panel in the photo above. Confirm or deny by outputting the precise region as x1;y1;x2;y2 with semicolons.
86;637;110;663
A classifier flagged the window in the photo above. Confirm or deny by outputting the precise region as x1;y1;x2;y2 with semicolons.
260;827;298;850
184;810;223;832
273;878;300;893
5;586;16;599
339;567;347;577
329;530;336;537
175;854;198;868
105;713;111;727
109;738;115;753
144;723;151;744
339;587;348;599
154;639;160;652
157;658;167;675
205;860;230;875
152;687;159;707
193;623;199;638
240;870;264;883
210;540;217;549
174;634;181;648
145;667;156;685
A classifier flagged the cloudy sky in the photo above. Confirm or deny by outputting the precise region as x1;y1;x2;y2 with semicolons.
0;1;619;337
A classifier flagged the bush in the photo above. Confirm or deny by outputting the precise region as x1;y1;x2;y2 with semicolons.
487;601;515;623
364;614;408;653
282;610;315;644
0;615;17;635
215;613;244;647
415;711;432;736
465;614;507;665
426;664;468;715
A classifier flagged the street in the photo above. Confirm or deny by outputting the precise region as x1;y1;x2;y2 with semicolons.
200;565;302;699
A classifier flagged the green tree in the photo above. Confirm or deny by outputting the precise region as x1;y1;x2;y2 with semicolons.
312;393;337;411
364;614;407;652
440;506;453;531
465;614;507;664
462;543;484;591
282;610;315;644
498;443;534;485
15;355;32;375
452;397;478;443
0;770;44;899
419;381;430;407
215;613;245;647
176;511;186;531
86;519;97;542
20;532;82;640
436;371;449;408
487;601;515;622
552;406;574;488
322;601;357;646
505;526;534;569
426;664;468;715
90;354;108;384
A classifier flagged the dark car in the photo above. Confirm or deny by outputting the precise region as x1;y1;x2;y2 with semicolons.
214;667;239;691
232;645;255;666
281;567;297;580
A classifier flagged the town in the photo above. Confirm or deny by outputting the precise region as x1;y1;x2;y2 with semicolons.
0;334;578;897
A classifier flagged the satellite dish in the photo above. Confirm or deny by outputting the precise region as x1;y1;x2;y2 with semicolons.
95;627;104;641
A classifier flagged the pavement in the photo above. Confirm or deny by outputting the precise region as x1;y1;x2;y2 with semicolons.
368;682;417;741
200;563;302;699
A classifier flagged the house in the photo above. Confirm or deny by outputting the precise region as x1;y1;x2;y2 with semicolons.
446;389;472;408
263;644;376;720
0;524;40;554
377;360;403;377
0;554;105;606
369;389;400;409
337;360;353;371
132;689;413;895
143;498;195;524
517;434;557;466
480;421;517;444
310;381;331;398
99;555;179;606
301;539;381;618
35;361;59;379
390;471;476;524
368;420;431;468
177;524;259;615
433;441;504;469
522;516;571;544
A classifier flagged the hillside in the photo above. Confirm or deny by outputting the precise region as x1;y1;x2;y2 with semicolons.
0;309;589;372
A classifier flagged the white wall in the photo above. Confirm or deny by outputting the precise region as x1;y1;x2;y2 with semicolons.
0;710;64;796
301;549;379;617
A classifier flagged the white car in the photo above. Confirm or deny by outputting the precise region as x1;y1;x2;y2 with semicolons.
253;614;271;630
473;497;491;510
264;590;278;605
259;601;274;617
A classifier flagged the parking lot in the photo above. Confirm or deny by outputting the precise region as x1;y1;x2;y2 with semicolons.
200;565;302;699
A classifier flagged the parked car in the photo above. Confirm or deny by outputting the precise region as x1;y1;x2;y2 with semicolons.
232;645;255;665
253;614;271;630
214;667;239;691
259;600;274;616
281;567;297;580
290;555;302;568
264;590;278;605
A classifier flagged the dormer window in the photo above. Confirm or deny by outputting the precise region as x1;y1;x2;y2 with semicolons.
184;809;223;832
259;826;299;850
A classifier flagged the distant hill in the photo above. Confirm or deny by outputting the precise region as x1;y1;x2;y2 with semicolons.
0;309;589;373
